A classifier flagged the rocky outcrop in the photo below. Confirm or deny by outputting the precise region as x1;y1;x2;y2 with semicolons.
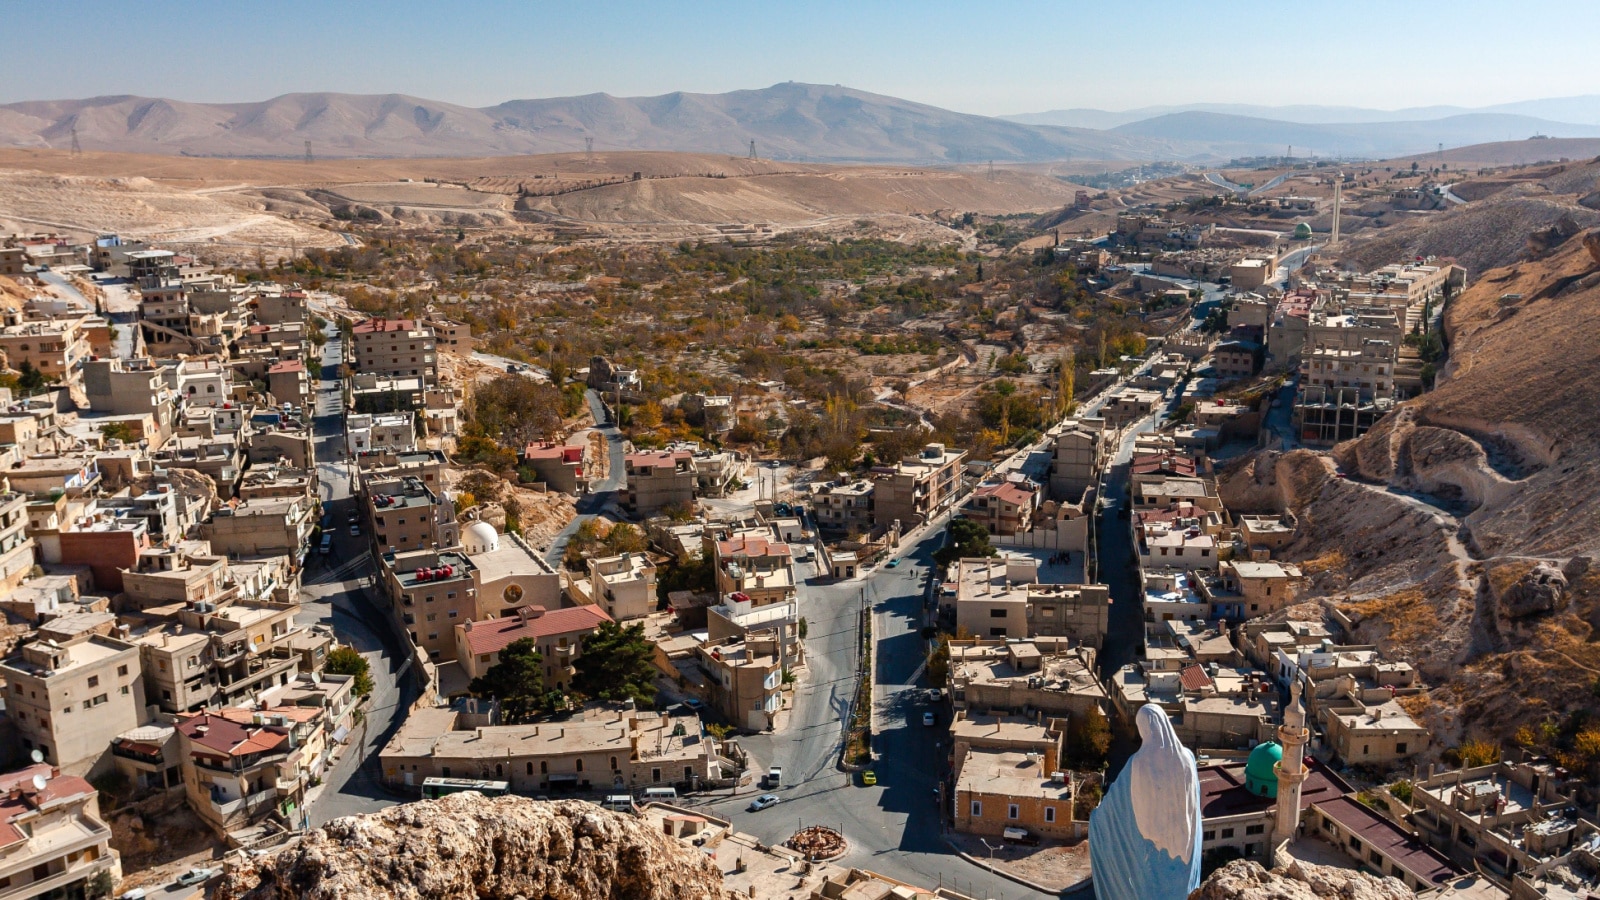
1584;228;1600;266
1487;560;1569;620
214;795;729;900
1189;860;1412;900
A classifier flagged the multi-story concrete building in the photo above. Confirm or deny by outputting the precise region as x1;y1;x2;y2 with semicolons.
713;536;795;609
0;633;146;776
346;412;416;456
951;713;1073;839
0;762;122;899
351;318;438;386
365;475;459;555
454;604;613;689
0;311;93;389
587;552;657;621
871;443;966;529
424;318;473;354
1409;759;1583;886
201;496;314;558
521;442;585;494
947;639;1107;718
621;449;697;515
811;479;874;534
460;521;562;620
1048;420;1105;501
0;486;35;595
1101;389;1163;429
381;548;478;662
175;710;308;836
961;478;1041;536
696;634;785;732
381;705;720;794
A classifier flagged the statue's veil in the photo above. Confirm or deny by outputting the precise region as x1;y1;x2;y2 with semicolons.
1129;703;1200;864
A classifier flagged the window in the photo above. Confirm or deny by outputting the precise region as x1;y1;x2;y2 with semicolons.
1362;744;1369;756
1007;804;1019;820
989;627;1007;637
1246;824;1264;836
527;762;534;775
120;686;130;695
652;768;661;783
989;609;1007;618
1203;830;1215;841
610;756;618;770
87;675;99;688
575;759;583;772
479;654;490;663
447;611;458;618
1044;806;1055;823
540;761;548;774
1395;743;1407;754
1220;828;1234;839
970;801;982;818
117;665;128;677
442;767;451;777
1348;836;1362;851
1369;850;1382;865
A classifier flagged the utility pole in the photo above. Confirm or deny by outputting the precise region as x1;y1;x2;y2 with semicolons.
70;124;82;158
987;160;996;182
585;137;594;163
304;141;314;165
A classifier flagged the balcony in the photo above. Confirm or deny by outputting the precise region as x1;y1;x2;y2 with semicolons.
209;787;279;820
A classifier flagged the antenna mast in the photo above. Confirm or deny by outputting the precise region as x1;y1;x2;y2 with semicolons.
748;140;757;160
304;141;313;165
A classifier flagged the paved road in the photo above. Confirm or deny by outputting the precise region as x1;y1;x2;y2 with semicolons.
542;389;625;566
297;333;419;826
702;521;1057;900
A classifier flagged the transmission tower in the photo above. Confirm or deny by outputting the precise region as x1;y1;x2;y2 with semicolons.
304;141;313;164
584;137;594;163
987;160;996;182
70;125;82;158
748;140;757;160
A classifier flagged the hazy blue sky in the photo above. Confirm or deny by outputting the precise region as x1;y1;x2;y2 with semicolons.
4;0;1596;113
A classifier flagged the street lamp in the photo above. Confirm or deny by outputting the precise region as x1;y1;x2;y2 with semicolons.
978;837;1003;900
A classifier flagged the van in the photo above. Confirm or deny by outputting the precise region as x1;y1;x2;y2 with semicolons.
642;787;678;802
600;795;634;812
1003;827;1039;845
319;533;334;555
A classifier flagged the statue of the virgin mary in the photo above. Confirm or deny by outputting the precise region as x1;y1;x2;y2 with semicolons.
1088;703;1203;900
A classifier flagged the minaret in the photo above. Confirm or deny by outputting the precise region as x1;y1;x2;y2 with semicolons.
1331;179;1342;246
1273;680;1310;846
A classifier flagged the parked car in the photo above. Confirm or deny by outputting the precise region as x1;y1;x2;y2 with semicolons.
748;794;780;812
117;890;147;900
177;868;217;886
861;770;877;786
922;711;936;727
886;559;900;569
349;524;361;536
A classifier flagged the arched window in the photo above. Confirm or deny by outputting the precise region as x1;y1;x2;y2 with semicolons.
540;761;547;774
610;756;618;770
575;759;583;773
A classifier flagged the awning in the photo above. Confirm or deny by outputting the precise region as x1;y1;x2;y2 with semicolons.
546;773;579;782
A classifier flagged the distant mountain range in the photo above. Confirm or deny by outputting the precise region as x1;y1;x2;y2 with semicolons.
3;83;1598;164
0;84;1151;164
1005;95;1600;128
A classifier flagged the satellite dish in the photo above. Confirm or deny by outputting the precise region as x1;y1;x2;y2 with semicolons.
29;749;43;764
30;774;47;791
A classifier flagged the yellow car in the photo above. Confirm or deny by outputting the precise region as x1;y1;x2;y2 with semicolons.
861;770;877;786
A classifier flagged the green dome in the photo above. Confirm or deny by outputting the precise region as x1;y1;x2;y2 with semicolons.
1244;742;1283;798
1293;222;1314;240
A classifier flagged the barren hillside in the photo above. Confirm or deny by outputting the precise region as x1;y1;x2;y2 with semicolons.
1335;159;1600;274
0;149;1078;250
1222;232;1600;750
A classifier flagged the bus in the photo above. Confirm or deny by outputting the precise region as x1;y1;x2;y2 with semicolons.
420;777;509;800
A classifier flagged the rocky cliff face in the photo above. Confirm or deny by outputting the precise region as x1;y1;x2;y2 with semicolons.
214;795;729;900
1189;860;1413;900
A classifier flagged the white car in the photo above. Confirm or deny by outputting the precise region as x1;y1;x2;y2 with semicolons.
748;794;781;812
922;712;936;727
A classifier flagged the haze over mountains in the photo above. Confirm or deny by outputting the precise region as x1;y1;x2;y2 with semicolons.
3;83;1597;164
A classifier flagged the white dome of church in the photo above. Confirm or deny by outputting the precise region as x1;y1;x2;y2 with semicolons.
463;520;500;555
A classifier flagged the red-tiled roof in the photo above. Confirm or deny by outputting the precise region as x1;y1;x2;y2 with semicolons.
1134;503;1205;527
1315;795;1458;885
461;604;613;656
974;481;1037;506
176;712;289;758
717;536;790;558
1131;453;1198;477
1180;663;1213;692
352;317;418;334
524;443;583;463
626;450;691;466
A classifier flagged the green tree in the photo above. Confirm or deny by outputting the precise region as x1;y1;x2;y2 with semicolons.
572;621;658;705
16;361;45;392
468;638;547;724
326;646;374;697
934;517;998;567
602;523;649;556
1067;706;1112;769
100;421;137;443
